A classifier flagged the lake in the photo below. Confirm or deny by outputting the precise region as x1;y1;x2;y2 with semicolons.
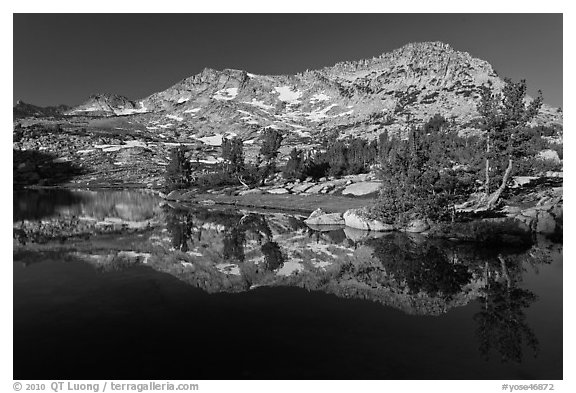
13;189;562;380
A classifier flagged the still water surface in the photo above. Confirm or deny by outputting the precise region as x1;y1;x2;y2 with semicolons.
13;189;562;379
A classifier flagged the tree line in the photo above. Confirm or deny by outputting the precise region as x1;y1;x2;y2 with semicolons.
165;78;561;224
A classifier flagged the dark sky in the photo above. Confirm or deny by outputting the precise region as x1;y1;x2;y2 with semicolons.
13;13;563;108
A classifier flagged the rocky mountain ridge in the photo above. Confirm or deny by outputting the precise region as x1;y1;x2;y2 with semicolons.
13;100;71;119
61;41;562;146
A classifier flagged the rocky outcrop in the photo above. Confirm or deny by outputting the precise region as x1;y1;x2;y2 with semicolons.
343;208;394;231
403;219;430;233
267;187;290;194
164;190;184;201
304;208;344;226
341;181;381;196
510;205;561;235
13;100;70;119
65;93;143;116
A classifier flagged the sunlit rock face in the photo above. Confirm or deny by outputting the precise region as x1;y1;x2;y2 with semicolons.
64;41;562;151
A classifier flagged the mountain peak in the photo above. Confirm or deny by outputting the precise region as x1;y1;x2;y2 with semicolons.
63;41;561;142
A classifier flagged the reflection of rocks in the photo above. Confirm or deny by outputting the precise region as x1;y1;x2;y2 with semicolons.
306;223;344;233
343;227;387;242
13;189;162;245
15;191;560;320
114;203;155;221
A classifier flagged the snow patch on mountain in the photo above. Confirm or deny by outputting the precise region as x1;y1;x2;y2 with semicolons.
184;107;201;114
71;107;99;113
310;93;331;103
212;87;239;101
246;99;274;111
274;86;302;104
199;134;223;146
307;104;339;122
336;110;354;117
166;114;183;121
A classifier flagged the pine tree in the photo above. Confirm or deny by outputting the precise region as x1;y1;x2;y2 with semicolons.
165;147;192;191
221;136;245;175
259;129;283;185
477;78;543;208
326;140;348;177
283;148;304;180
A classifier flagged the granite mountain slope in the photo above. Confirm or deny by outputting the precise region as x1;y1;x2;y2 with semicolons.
66;41;562;147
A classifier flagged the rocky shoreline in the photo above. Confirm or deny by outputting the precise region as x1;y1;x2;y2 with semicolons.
159;172;562;243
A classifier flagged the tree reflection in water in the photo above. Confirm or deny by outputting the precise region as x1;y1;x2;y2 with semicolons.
369;233;548;363
165;210;194;252
162;206;552;364
165;207;280;267
369;234;472;299
261;241;285;271
223;227;246;263
474;252;541;363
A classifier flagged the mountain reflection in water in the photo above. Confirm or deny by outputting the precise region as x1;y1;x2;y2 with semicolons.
13;189;562;379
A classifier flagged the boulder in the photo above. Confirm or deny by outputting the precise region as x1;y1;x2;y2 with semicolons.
267;187;289;194
342;181;381;196
292;183;314;193
521;208;538;218
502;205;522;215
535;211;556;234
513;214;535;228
343;209;394;231
238;188;263;196
306;184;326;194
403;219;430;233
537;149;561;163
165;190;183;201
550;203;563;218
304;209;344;226
545;171;563;178
180;190;196;200
307;208;326;220
351;173;370;182
512;176;539;188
